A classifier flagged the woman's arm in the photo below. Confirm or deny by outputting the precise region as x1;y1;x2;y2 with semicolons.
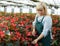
32;14;38;36
32;14;38;28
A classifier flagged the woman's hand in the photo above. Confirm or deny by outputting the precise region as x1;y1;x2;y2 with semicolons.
32;39;38;44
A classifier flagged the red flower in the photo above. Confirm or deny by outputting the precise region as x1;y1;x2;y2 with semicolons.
26;25;31;29
25;37;29;41
0;23;4;27
21;37;25;42
28;44;31;46
26;19;30;22
53;19;58;24
10;32;13;35
11;23;16;27
20;16;24;18
0;17;2;20
57;27;60;30
15;17;19;21
28;38;32;41
35;43;38;46
52;27;57;31
5;17;10;20
11;37;17;41
19;21;25;26
13;17;19;21
15;32;21;39
26;31;32;36
10;18;16;23
52;27;57;34
0;31;5;38
5;27;9;30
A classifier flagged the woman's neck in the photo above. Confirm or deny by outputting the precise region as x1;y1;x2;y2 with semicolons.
37;13;45;16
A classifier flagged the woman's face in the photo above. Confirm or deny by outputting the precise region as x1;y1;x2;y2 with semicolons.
37;8;45;16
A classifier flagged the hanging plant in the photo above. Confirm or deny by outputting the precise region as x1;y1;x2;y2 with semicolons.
54;6;59;9
49;4;53;9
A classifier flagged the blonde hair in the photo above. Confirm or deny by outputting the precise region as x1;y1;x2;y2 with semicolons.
36;2;48;15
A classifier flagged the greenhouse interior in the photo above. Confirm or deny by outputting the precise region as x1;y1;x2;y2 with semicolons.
0;0;60;46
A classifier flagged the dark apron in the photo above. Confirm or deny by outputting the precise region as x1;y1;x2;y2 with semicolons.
35;16;51;46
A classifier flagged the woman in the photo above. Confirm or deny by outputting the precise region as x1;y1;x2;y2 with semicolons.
32;2;52;46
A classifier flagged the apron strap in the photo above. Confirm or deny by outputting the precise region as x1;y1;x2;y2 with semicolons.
41;16;45;22
36;16;38;22
36;16;45;22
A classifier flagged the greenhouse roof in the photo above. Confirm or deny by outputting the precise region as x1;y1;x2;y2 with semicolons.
0;0;60;8
39;0;60;6
0;0;60;15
